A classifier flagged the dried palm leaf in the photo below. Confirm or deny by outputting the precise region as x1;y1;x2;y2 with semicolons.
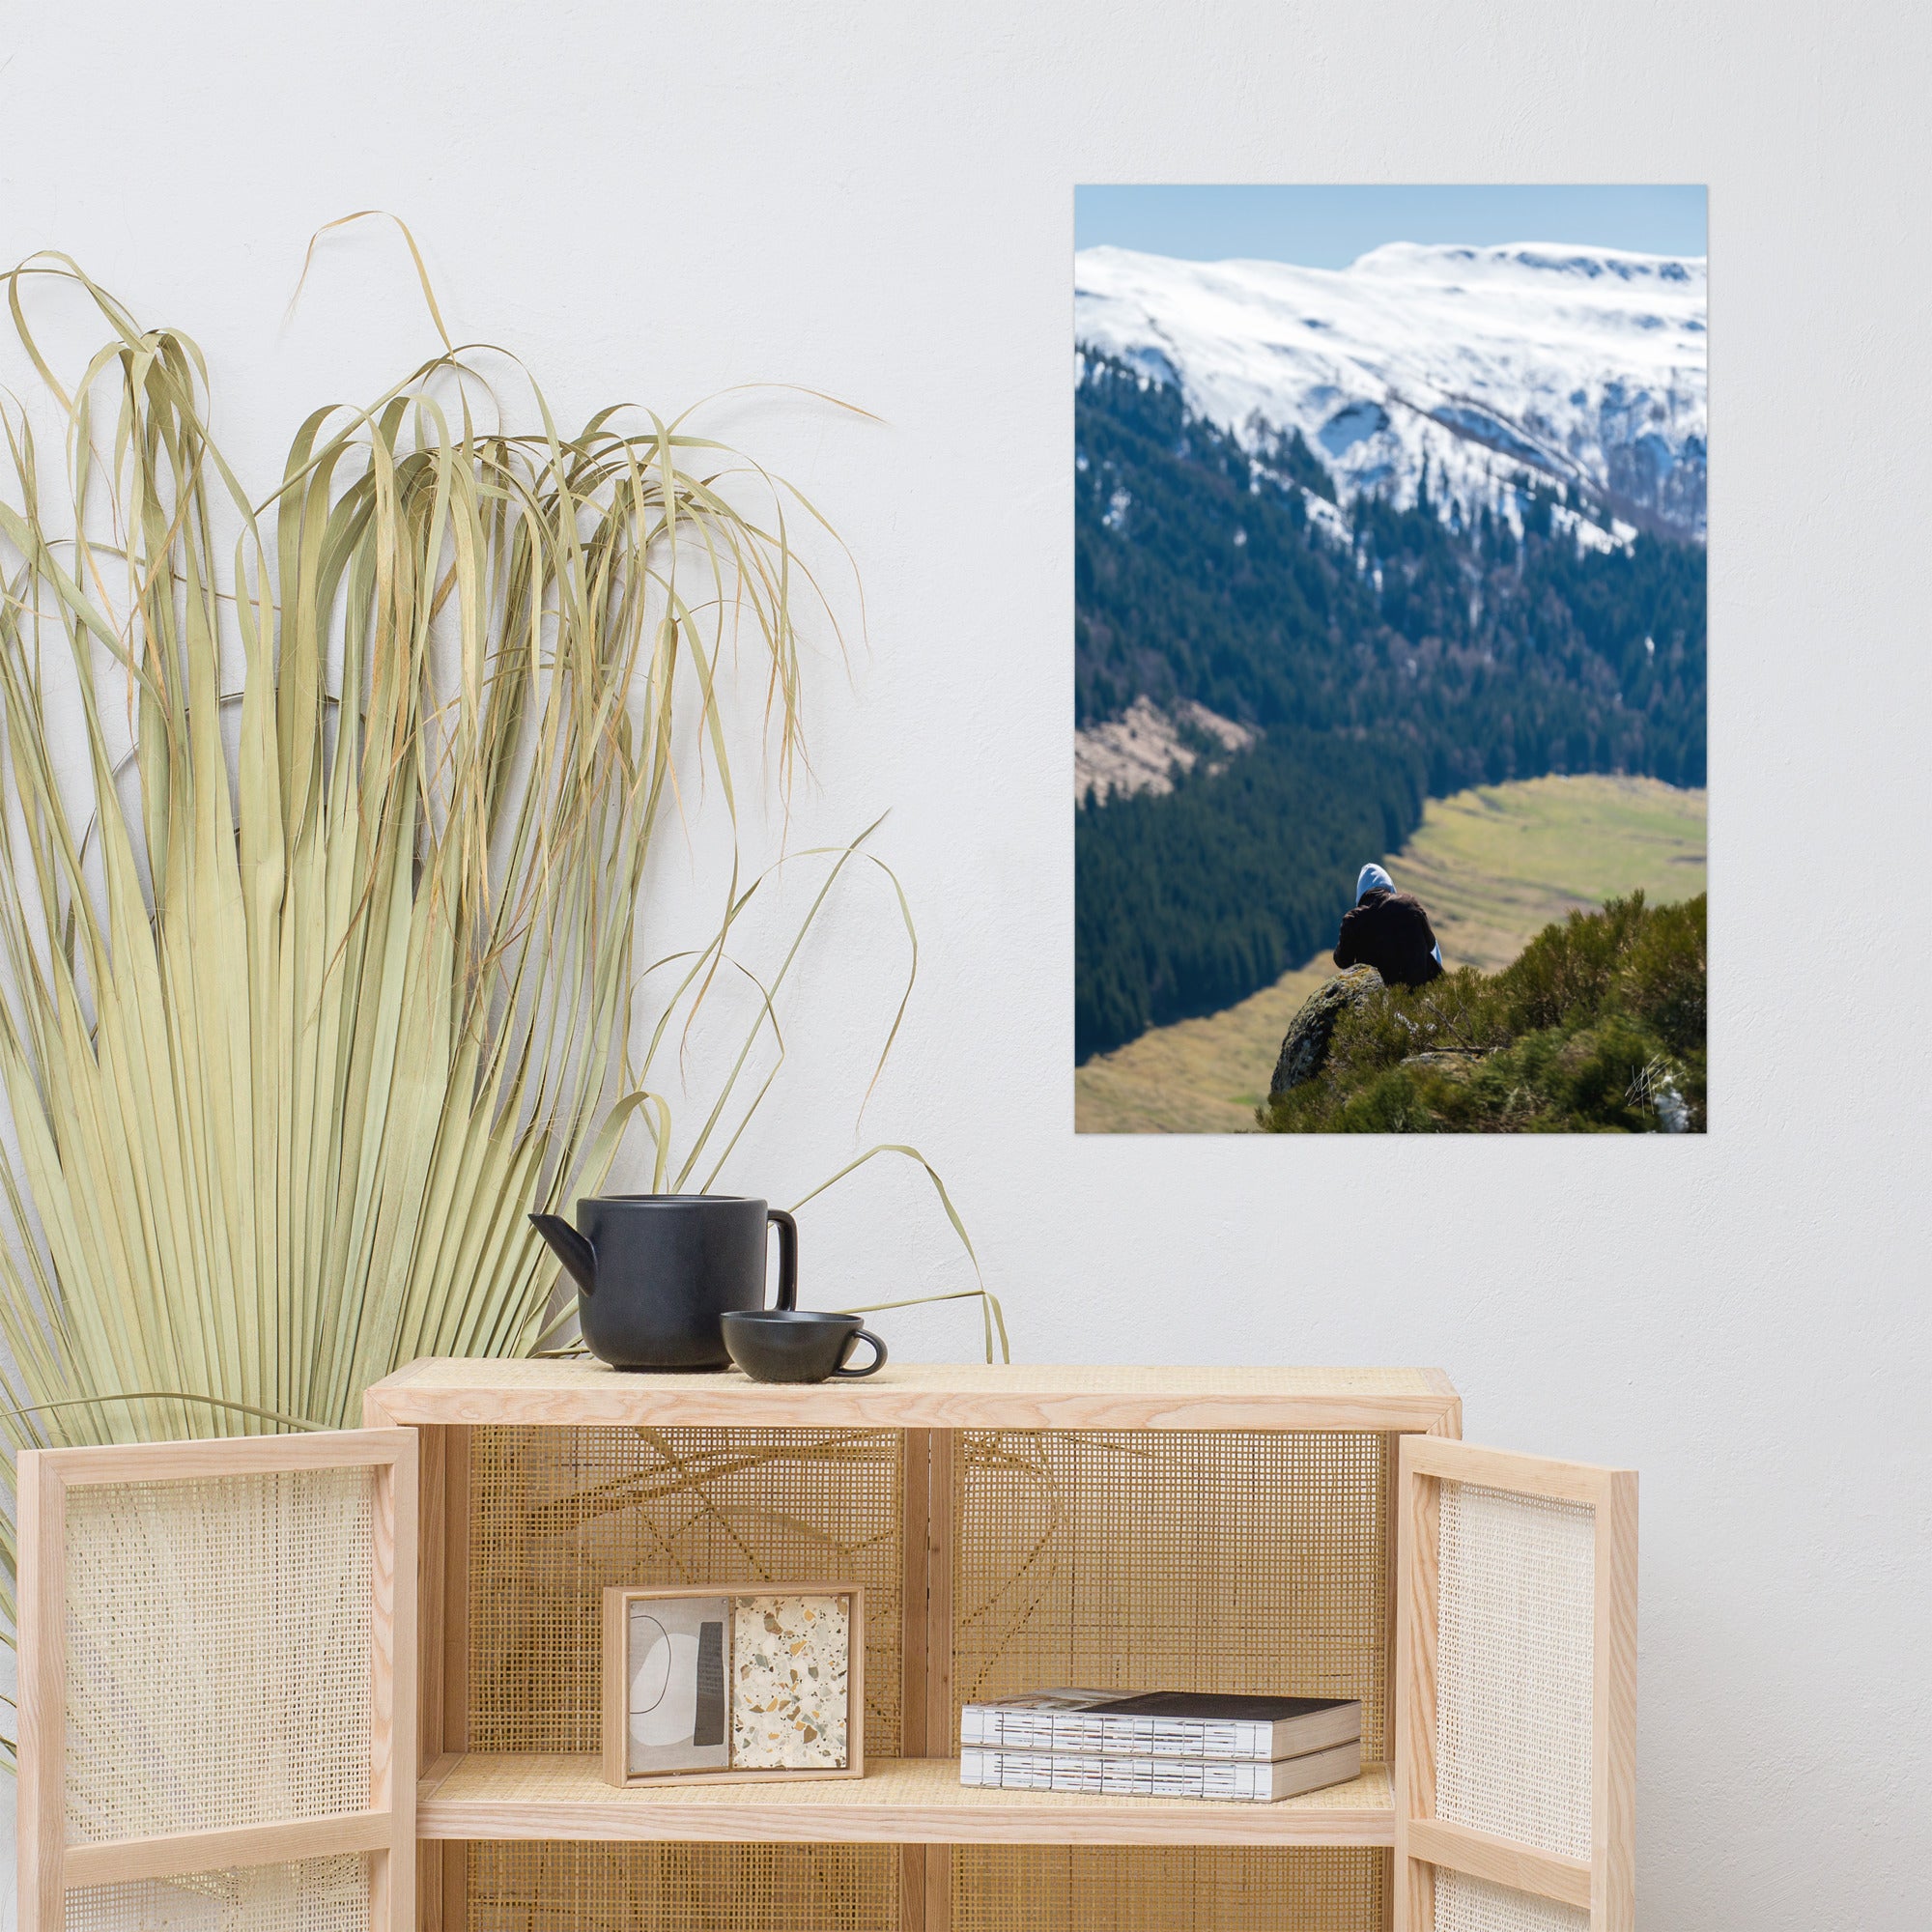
0;237;1000;1766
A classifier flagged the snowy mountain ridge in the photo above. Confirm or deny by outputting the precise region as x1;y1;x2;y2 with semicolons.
1075;241;1708;542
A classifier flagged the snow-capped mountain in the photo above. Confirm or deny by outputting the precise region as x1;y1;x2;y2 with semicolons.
1075;242;1707;542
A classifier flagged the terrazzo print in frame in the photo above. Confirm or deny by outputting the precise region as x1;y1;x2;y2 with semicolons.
603;1584;865;1786
731;1593;854;1770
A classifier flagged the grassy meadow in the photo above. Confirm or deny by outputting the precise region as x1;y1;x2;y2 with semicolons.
1074;774;1708;1133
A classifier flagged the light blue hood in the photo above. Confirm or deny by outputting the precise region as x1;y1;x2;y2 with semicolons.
1352;861;1443;966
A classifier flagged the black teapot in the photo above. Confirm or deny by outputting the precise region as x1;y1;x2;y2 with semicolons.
529;1194;798;1371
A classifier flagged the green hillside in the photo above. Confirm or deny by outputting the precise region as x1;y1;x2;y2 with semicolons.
1074;351;1707;1062
1075;775;1705;1133
1262;892;1706;1133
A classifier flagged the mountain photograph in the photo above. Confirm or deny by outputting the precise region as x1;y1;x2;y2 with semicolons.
1072;186;1708;1133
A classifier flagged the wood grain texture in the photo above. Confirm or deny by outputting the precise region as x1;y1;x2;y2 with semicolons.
1406;1817;1593;1910
410;1747;469;1932
1378;1431;1402;1872
900;1843;928;1932
385;1417;467;1932
848;1587;868;1780
362;1358;1462;1434
61;1810;391;1887
925;1839;952;1932
415;1752;1395;1847
1395;1438;1638;1932
384;1420;470;1770
372;1438;418;1932
1595;1469;1640;1932
15;1453;65;1932
22;1429;417;1932
923;1431;955;1932
602;1585;629;1788
899;1430;955;1931
410;1421;448;1778
900;1430;932;1759
926;1430;955;1759
1382;1402;1459;1932
38;1429;412;1483
1393;1436;1441;1932
440;1426;470;1754
417;1841;466;1932
1402;1436;1623;1507
438;1426;469;1932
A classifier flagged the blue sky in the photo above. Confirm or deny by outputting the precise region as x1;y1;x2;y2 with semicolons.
1074;185;1707;267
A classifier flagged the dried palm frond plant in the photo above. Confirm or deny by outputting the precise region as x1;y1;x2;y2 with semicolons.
0;234;1002;1765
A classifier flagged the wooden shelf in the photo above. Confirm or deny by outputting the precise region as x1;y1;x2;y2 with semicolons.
416;1753;1395;1848
366;1357;1461;1434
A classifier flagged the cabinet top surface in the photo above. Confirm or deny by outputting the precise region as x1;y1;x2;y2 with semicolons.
364;1357;1460;1431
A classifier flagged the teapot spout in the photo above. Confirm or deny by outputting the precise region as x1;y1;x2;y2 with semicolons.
529;1212;598;1296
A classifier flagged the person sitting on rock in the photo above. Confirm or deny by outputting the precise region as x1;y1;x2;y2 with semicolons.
1333;863;1445;988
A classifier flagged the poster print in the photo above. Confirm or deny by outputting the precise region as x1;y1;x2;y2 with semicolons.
1073;185;1707;1132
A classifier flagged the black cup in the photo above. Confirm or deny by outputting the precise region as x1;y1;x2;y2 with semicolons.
721;1310;888;1384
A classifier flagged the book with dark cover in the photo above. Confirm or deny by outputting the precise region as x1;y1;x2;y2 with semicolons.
958;1688;1361;1762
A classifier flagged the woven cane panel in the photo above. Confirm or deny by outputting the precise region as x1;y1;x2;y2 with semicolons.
466;1840;897;1932
63;1470;375;1842
953;1431;1392;1758
469;1426;902;1756
1434;1870;1589;1932
1435;1481;1595;1861
952;1846;1386;1932
64;1856;370;1932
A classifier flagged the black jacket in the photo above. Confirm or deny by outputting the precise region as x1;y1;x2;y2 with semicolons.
1333;889;1444;989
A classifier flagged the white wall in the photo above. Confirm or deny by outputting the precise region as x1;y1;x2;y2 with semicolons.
4;1;1929;1924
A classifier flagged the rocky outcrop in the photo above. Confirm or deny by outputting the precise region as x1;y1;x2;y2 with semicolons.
1269;966;1383;1097
1074;696;1260;803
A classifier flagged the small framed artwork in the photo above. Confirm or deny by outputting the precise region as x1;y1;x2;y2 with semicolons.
601;1583;865;1787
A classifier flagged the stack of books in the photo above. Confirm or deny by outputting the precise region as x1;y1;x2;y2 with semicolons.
958;1689;1362;1804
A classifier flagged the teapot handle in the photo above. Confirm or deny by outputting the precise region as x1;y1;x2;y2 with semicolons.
767;1208;798;1311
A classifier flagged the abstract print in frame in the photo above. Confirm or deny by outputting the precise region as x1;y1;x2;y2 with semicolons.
1074;185;1707;1133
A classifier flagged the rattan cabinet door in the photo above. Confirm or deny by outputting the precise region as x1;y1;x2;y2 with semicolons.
1394;1439;1636;1932
16;1429;417;1932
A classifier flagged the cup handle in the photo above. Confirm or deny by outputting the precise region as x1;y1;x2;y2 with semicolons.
832;1328;887;1378
767;1208;798;1311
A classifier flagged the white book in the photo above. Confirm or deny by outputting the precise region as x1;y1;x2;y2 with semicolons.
958;1689;1361;1762
958;1737;1363;1804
